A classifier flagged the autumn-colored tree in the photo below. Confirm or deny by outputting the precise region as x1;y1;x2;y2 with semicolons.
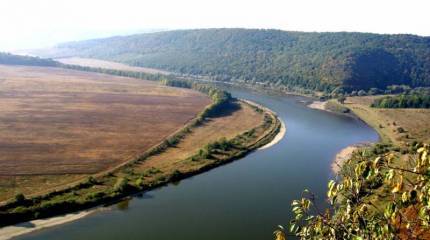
277;144;430;239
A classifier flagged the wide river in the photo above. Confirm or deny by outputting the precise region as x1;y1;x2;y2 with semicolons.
16;87;379;240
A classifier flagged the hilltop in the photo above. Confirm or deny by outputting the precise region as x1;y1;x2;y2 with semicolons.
32;29;430;92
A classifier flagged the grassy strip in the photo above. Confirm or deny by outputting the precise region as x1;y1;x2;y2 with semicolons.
0;92;280;227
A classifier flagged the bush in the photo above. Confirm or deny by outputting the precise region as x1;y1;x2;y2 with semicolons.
135;178;144;187
113;177;129;193
14;193;26;203
397;127;405;133
357;90;367;96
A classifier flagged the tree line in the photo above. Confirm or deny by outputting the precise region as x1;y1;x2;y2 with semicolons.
0;52;58;67
371;93;430;108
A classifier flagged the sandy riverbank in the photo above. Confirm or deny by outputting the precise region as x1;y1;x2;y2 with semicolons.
332;146;358;174
0;209;97;240
332;143;372;174
307;100;328;111
258;120;286;150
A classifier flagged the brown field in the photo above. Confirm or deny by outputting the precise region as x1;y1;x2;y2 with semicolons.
0;64;210;200
136;101;264;175
346;96;430;145
56;57;171;75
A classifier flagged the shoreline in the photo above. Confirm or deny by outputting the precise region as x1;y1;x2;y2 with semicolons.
307;100;328;111
331;145;358;174
258;119;286;150
0;209;97;240
239;98;286;150
331;143;372;174
306;101;376;174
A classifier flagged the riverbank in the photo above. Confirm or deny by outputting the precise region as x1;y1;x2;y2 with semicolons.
308;100;352;115
258;120;285;150
345;96;430;145
0;210;97;240
0;98;281;238
307;100;379;174
331;143;373;174
307;100;327;111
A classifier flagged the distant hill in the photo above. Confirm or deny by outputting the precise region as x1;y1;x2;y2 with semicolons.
33;29;430;92
0;52;59;67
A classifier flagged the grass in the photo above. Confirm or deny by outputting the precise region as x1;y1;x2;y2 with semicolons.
0;64;210;202
345;96;430;145
135;100;264;176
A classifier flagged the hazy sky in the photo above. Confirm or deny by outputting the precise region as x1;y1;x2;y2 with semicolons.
1;0;429;51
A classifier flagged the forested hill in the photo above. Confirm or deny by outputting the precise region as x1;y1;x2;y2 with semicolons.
36;29;430;92
0;52;58;67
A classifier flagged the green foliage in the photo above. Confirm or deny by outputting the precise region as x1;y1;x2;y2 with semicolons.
113;177;129;193
284;144;430;239
135;177;144;187
372;93;430;108
14;193;26;204
47;29;430;92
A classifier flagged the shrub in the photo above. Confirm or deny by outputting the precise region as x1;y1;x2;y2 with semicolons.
135;178;144;187
14;193;25;203
357;90;367;96
113;177;129;193
170;170;183;181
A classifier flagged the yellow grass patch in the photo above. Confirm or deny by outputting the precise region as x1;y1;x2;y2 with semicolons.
346;96;430;145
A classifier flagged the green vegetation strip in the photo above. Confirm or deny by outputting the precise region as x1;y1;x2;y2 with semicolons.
371;92;430;109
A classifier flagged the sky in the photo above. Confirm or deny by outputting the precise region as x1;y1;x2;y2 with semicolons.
1;0;429;51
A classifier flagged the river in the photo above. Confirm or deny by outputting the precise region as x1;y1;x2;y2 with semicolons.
15;87;379;240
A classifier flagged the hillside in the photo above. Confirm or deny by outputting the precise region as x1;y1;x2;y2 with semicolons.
0;52;58;67
33;29;430;92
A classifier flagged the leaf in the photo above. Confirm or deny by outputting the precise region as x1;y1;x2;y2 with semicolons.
422;151;428;162
289;223;298;233
274;227;286;240
392;176;403;193
384;203;395;219
274;231;286;240
402;192;408;203
386;169;395;181
291;200;300;207
373;156;381;167
359;204;367;213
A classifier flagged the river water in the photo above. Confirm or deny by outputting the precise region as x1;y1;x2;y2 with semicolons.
16;88;379;240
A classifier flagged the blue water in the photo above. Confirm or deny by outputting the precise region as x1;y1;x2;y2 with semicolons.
16;88;379;240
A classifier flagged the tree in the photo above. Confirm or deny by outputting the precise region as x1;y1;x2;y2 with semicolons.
14;193;25;203
281;144;430;239
337;96;346;104
357;90;367;96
